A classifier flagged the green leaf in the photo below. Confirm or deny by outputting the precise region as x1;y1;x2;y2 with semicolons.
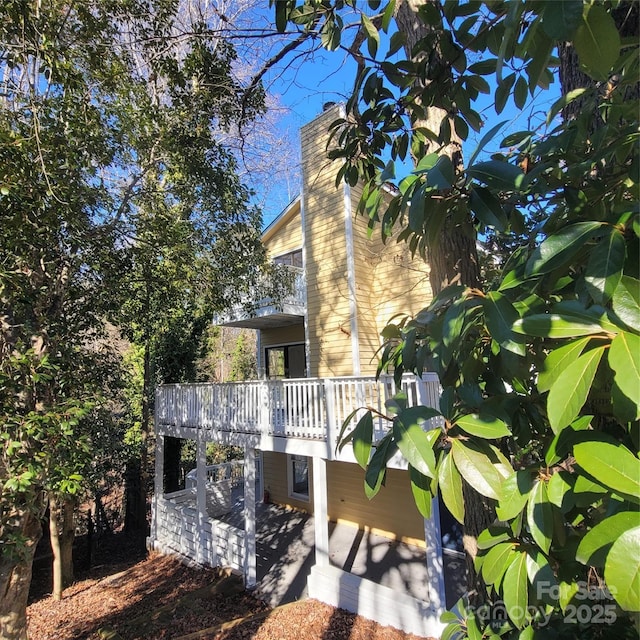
320;17;341;51
526;550;559;606
577;511;640;566
352;412;373;469
451;439;512;500
514;315;607;339
559;580;580;610
438;451;464;523
585;229;625;304
414;152;439;173
541;0;584;40
484;291;522;353
526;481;554;554
525;222;603;276
364;434;397;499
497;471;533;521
426;155;454;189
605;526;640;612
470;187;507;231
502;552;529;628
547;88;589;126
455;413;511;439
468;59;497;76
513;75;528;110
392;407;439;477
410;466;433;518
547;346;605;433
574;4;621;81
538;338;590;393
495;72;516;115
547;471;573;511
275;0;289;32
482;543;517;587
361;13;380;58
381;0;395;33
574;441;640;497
337;407;364;452
478;524;512;549
612;276;640;332
467;160;524;191
609;332;640;416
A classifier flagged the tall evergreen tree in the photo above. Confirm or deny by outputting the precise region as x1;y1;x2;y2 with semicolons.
0;1;266;636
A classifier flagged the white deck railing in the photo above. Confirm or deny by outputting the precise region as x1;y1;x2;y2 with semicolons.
156;374;441;448
213;266;306;325
184;460;245;490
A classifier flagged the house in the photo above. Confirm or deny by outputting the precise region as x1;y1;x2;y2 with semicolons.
149;104;451;637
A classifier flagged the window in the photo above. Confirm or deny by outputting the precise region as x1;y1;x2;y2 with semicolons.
265;344;306;379
273;249;303;268
288;455;309;501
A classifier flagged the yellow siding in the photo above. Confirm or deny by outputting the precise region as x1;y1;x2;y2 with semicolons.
264;201;303;259
349;189;432;376
327;461;425;546
262;451;313;513
301;107;354;378
260;324;305;349
261;453;424;545
299;106;432;379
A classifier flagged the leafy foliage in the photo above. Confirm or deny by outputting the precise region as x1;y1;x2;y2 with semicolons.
1;0;267;632
275;0;639;637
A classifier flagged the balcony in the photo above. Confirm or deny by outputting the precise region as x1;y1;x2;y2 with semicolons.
154;373;442;466
214;265;306;329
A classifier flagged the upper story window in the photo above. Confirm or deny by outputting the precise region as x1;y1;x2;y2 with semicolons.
273;249;302;268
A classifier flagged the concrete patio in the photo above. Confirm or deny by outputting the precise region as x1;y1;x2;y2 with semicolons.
217;491;466;609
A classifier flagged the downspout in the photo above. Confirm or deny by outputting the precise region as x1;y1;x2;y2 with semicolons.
300;198;311;377
342;196;360;373
341;101;361;374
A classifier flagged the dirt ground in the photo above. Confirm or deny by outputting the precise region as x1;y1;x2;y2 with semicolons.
27;533;436;640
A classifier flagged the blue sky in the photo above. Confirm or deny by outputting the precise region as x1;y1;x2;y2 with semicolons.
254;11;562;229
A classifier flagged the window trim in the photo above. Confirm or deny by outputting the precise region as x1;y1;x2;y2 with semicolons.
287;454;310;502
273;248;303;268
264;342;306;379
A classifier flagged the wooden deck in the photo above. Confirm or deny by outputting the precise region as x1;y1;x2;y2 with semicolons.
151;374;448;637
155;373;441;465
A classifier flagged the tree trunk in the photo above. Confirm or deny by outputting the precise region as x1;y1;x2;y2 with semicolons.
49;497;62;602
395;0;481;295
395;0;489;594
559;1;638;122
0;507;43;640
49;495;75;601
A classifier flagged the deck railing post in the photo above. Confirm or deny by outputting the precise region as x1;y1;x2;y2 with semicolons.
259;380;270;436
196;426;210;566
151;390;164;547
323;379;336;456
243;447;256;588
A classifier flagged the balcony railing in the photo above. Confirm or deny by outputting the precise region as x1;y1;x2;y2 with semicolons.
155;374;442;454
213;265;306;327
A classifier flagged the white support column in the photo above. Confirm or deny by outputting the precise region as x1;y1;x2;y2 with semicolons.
196;429;209;565
416;372;447;610
424;499;446;611
312;456;329;567
152;431;165;542
243;447;257;588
